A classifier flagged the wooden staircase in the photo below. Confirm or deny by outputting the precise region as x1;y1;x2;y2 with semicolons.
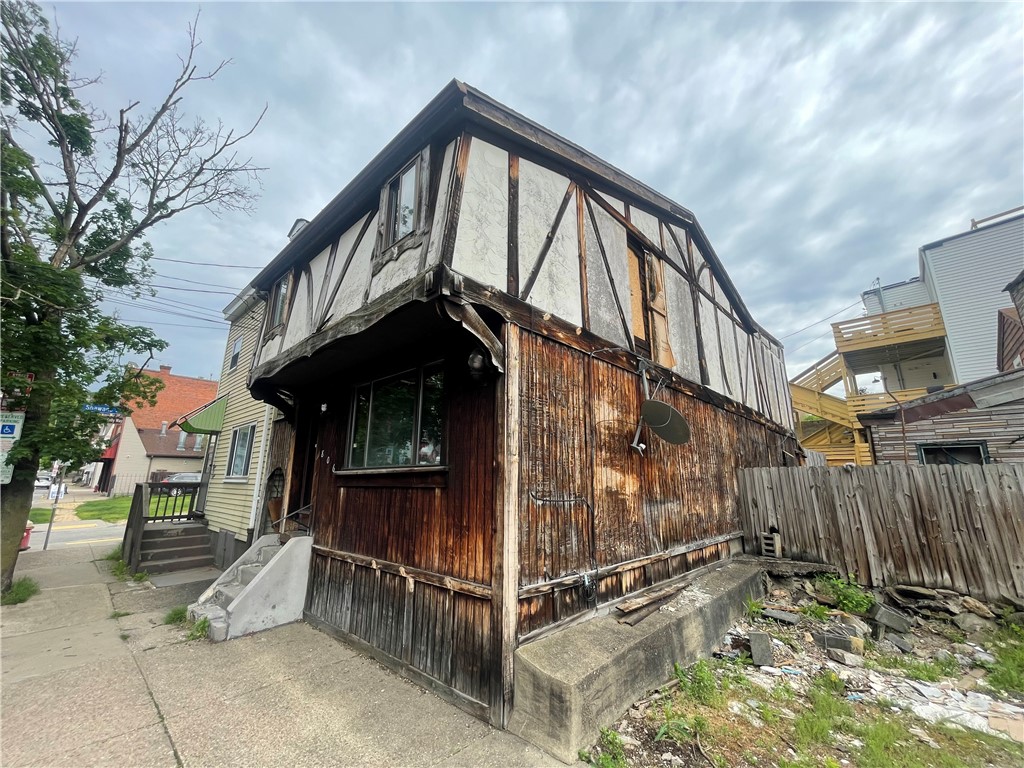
137;522;215;573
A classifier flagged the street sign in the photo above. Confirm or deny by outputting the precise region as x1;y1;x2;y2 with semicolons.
82;404;121;416
0;411;27;485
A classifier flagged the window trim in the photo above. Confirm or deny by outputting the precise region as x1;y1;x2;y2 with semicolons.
226;422;257;478
383;159;420;250
268;274;291;332
228;336;243;370
916;440;990;466
345;362;444;470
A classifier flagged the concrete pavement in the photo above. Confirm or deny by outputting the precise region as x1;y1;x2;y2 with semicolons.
1;545;563;767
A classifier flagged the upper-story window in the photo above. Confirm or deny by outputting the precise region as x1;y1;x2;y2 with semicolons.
228;336;243;370
384;161;419;247
268;274;290;330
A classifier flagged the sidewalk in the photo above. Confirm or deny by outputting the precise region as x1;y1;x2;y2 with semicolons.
1;546;562;767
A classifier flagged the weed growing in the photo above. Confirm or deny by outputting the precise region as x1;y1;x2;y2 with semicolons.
1;577;40;605
984;622;1024;696
109;610;131;619
871;653;959;682
815;574;874;614
103;547;122;561
799;602;830;621
743;594;764;620
675;659;722;706
187;616;210;641
581;728;627;768
163;606;188;625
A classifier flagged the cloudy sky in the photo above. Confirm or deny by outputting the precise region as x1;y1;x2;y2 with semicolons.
42;1;1024;382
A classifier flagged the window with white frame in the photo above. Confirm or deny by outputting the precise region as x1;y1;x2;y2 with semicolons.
226;423;256;477
384;161;419;248
229;336;243;370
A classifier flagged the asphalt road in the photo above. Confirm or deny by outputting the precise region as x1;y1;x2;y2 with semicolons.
26;519;126;551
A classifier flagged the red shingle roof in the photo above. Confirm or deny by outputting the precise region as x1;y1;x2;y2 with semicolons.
127;366;219;431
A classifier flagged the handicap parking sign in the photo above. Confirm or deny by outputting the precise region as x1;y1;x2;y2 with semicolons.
0;424;16;436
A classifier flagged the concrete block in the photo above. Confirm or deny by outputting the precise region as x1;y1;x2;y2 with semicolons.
887;632;914;653
827;648;864;667
763;609;800;625
748;631;774;667
507;563;762;764
812;632;864;655
839;614;871;639
953;612;997;635
868;603;912;634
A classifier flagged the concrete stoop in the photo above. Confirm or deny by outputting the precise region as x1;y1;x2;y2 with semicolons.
507;562;764;763
188;534;313;641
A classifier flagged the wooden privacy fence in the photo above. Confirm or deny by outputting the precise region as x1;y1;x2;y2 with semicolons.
737;464;1024;604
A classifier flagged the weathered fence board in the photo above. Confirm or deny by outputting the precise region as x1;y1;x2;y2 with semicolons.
738;464;1024;604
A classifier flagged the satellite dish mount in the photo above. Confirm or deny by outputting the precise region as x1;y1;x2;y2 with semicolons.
630;359;691;456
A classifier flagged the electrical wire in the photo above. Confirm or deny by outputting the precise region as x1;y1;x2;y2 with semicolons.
149;255;261;269
779;299;863;340
149;283;238;296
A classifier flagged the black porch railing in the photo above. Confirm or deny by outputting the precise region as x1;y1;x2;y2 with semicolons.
121;481;204;573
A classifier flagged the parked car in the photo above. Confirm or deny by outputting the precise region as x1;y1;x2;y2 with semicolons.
158;472;202;497
34;472;52;489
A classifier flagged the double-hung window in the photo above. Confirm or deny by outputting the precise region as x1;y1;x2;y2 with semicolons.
227;423;256;478
347;363;444;468
228;336;243;370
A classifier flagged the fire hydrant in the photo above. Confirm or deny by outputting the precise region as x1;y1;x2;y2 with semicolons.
19;522;33;551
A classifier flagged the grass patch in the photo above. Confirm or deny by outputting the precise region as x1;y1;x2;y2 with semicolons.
28;507;53;524
75;496;132;523
109;558;148;583
187;616;210;641
799;602;830;621
984;622;1024;696
675;659;723;706
103;546;122;561
581;728;627;768
1;577;40;605
110;610;131;619
164;606;188;625
743;594;764;620
815;574;874;614
871;653;959;682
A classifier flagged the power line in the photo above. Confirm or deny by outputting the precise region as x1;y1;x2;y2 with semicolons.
115;318;230;330
150;283;238;296
150;255;261;270
779;299;863;340
158;274;244;291
790;327;836;353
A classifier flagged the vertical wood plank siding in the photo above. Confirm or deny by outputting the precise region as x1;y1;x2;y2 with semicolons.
738;464;1024;603
305;353;496;710
516;331;792;637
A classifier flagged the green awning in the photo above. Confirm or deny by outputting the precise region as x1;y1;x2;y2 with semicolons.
174;395;227;435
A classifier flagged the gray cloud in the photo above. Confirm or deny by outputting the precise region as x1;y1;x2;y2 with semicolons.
47;1;1022;384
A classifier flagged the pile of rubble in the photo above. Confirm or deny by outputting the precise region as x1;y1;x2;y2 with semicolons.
716;574;1024;744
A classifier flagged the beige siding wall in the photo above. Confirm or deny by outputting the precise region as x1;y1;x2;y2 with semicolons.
203;305;275;540
110;420;150;495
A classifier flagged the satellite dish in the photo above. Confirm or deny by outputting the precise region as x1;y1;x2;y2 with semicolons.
640;400;691;445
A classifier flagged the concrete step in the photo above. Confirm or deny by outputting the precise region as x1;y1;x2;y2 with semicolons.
215;581;243;606
143;554;216;574
139;544;211;563
143;534;209;551
257;545;281;565
238;564;262;586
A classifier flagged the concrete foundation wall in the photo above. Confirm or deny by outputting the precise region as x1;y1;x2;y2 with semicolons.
507;562;763;763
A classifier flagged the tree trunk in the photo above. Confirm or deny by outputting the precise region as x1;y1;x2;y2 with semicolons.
0;373;52;593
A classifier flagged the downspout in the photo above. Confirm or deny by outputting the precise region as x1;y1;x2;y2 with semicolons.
246;403;275;534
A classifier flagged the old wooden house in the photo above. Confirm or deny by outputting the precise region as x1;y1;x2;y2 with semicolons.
245;81;797;726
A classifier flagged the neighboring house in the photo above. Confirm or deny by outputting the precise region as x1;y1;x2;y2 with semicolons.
791;209;1024;465
243;80;796;725
997;270;1024;372
173;289;284;568
859;369;1024;464
102;366;218;495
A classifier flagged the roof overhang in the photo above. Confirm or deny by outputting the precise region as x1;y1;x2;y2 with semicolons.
857;369;1024;425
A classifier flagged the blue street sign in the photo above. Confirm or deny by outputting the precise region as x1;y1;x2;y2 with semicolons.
82;404;121;415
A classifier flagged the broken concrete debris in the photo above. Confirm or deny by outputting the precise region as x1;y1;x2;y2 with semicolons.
886;632;915;654
763;608;801;625
868;602;913;634
811;632;865;656
748;631;774;666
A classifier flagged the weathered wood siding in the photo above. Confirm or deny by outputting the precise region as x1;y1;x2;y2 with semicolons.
515;329;793;638
868;402;1024;464
305;349;497;714
738;464;1024;603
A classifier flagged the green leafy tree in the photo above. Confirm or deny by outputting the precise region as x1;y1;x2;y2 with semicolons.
0;1;264;590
